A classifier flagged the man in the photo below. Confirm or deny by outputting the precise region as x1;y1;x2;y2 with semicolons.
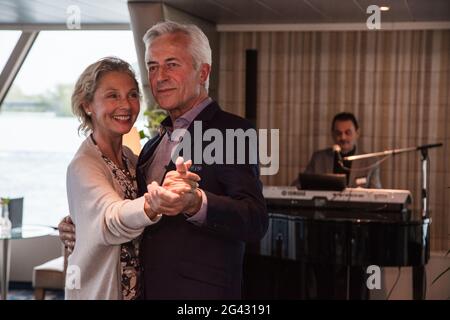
59;21;268;299
302;112;381;299
303;112;381;188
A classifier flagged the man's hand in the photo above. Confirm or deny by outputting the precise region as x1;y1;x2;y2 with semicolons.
146;157;203;217
58;216;75;253
162;157;200;194
173;157;203;215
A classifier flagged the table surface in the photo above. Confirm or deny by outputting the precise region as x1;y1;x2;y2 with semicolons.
0;224;55;240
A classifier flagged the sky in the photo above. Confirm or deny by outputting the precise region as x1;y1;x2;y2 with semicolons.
0;30;139;95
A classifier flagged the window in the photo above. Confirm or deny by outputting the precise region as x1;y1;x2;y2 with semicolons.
0;30;21;71
0;30;144;227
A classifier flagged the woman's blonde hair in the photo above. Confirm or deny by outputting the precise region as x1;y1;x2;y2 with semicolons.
71;57;140;135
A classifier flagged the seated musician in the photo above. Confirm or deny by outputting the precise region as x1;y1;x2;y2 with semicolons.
301;112;382;299
303;112;381;188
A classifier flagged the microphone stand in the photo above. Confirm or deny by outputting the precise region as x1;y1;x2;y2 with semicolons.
343;143;443;219
343;142;442;300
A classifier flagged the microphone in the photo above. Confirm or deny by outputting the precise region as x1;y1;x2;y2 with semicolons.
333;144;344;168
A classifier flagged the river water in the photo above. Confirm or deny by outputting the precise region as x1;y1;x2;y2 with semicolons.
0;111;146;227
0;112;85;227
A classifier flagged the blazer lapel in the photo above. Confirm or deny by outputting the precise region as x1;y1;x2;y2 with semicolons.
160;101;220;181
136;130;166;195
141;101;221;189
185;101;220;138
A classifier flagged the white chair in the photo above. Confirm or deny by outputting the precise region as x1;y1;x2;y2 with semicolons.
32;248;67;300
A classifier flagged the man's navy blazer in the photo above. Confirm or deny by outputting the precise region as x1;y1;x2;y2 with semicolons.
136;101;268;299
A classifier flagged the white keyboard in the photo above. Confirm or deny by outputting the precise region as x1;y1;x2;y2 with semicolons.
263;186;412;211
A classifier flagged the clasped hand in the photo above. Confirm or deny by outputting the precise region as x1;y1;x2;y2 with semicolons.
144;157;202;219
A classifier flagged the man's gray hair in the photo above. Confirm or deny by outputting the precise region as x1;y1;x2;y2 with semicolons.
143;21;212;91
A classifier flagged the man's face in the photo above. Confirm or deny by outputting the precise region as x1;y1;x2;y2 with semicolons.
332;120;359;153
145;32;210;119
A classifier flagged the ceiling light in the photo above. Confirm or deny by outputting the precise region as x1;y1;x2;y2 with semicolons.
380;6;390;11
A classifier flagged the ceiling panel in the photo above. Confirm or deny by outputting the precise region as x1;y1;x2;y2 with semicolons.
140;0;450;24
355;0;414;22
0;0;448;26
0;0;130;25
407;0;450;21
304;0;364;21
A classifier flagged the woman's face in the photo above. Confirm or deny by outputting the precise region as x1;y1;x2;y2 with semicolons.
85;71;140;139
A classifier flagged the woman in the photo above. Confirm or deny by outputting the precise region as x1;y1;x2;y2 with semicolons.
66;57;196;300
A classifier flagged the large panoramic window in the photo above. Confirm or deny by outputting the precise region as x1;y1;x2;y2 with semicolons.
0;30;21;71
0;30;143;227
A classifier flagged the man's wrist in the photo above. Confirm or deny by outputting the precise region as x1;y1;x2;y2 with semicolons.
185;189;203;216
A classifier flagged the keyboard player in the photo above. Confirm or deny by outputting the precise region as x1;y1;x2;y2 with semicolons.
299;112;381;189
299;112;381;299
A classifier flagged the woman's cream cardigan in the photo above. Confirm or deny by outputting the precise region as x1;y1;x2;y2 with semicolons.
65;137;156;300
